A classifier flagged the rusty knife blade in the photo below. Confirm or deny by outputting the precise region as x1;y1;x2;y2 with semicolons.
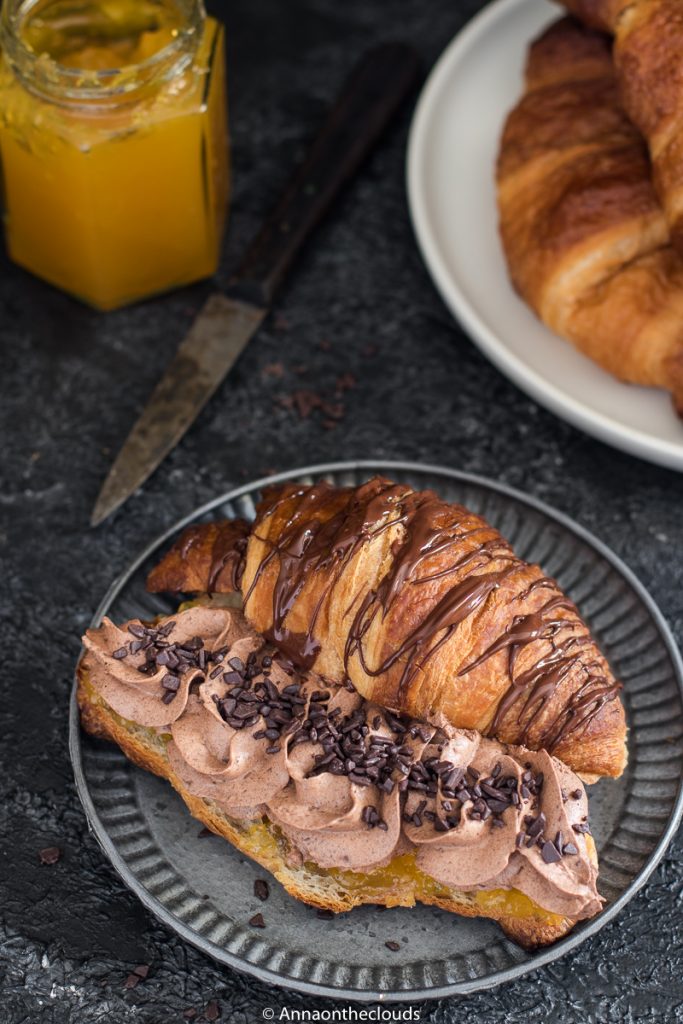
91;293;265;527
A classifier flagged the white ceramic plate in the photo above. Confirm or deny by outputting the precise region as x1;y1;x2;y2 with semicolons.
407;0;683;471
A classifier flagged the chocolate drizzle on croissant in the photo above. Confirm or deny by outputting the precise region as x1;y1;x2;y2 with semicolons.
147;518;249;595
462;586;607;749
244;480;622;764
243;479;406;664
148;477;627;778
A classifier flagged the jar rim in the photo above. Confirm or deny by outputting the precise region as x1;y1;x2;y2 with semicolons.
0;0;206;102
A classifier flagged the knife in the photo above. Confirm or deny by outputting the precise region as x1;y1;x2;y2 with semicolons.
91;43;420;527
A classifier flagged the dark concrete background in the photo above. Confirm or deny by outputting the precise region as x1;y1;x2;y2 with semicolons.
2;0;682;1020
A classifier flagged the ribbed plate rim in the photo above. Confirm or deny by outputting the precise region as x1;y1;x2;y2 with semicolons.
69;460;683;1002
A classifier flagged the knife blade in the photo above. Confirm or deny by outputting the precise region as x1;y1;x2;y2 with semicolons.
91;294;265;526
91;43;420;527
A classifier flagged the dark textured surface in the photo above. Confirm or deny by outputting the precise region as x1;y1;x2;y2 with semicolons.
1;0;682;1020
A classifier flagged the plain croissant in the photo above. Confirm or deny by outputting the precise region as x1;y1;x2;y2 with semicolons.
557;0;683;254
497;16;683;413
147;476;627;780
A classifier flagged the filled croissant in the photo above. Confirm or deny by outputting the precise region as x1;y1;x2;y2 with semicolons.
147;476;627;781
496;16;683;413
557;0;683;254
78;602;603;948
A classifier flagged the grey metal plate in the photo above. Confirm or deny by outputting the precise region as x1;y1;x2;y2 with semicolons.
69;461;683;1001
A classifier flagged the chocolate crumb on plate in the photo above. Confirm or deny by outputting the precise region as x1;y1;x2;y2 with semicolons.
249;913;266;928
254;879;269;902
39;846;61;865
385;940;401;951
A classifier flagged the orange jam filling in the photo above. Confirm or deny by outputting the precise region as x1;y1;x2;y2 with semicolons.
239;818;565;926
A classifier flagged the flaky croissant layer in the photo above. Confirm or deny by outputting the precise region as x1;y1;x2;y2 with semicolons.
148;477;627;780
558;0;683;255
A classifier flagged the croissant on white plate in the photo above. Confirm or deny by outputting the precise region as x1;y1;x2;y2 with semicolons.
497;16;683;413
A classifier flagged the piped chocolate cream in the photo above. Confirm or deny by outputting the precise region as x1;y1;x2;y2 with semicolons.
80;605;602;920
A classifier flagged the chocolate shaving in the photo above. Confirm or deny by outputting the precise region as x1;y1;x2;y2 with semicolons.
525;812;546;839
303;704;418;796
254;879;269;902
541;840;562;864
405;757;535;833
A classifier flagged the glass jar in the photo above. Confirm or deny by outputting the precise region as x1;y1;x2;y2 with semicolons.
0;0;229;310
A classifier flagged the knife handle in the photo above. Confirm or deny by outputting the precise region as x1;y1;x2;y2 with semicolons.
226;43;420;309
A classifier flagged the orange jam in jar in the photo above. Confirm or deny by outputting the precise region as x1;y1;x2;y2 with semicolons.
0;0;229;310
